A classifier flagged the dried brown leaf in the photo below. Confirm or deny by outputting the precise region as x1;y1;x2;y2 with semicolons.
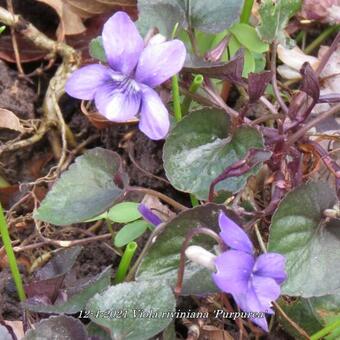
37;0;86;36
0;108;24;133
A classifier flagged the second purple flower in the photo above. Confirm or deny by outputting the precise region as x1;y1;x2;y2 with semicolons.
65;11;186;140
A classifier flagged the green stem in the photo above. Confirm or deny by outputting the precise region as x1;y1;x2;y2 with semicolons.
0;204;26;301
311;318;340;340
304;25;340;54
240;0;254;24
190;194;199;207
171;22;182;122
172;75;182;122
182;74;204;115
115;241;137;284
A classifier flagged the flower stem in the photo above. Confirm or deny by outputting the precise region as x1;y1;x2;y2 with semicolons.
240;0;254;24
0;204;26;301
171;22;182;122
172;75;182;122
304;25;340;55
115;241;137;284
310;318;340;340
182;74;204;115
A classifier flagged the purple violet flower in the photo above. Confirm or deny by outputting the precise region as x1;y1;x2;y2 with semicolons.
138;203;162;226
65;11;186;140
212;212;287;332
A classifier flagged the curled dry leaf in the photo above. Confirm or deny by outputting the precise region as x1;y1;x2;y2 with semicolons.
37;0;86;37
141;194;176;222
3;321;25;340
37;0;137;38
277;44;319;79
0;108;25;133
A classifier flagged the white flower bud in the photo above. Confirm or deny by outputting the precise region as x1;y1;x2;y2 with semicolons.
148;33;167;45
185;245;217;272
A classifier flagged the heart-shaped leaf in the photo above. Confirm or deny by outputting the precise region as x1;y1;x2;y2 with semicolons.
268;181;338;297
23;315;88;340
34;148;128;225
163;109;264;200
136;203;231;295
137;0;243;36
87;281;176;340
23;266;111;314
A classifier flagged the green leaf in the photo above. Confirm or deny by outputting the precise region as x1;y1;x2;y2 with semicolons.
137;0;186;37
107;202;141;223
34;148;128;225
268;182;338;297
257;0;301;43
278;298;323;338
87;281;176;340
279;295;340;339
137;0;244;37
87;322;111;340
229;23;269;53
89;37;107;63
23;267;112;314
136;203;229;295
189;0;244;34
0;26;5;34
114;220;150;247
163;109;263;200
23;316;88;340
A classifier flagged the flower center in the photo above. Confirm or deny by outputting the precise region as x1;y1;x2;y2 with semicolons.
111;73;141;95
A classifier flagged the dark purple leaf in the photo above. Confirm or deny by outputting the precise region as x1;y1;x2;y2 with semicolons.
248;71;272;103
25;246;82;302
184;49;245;84
208;148;272;201
300;62;320;103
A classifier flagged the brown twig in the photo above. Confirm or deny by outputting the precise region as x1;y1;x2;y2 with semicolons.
6;0;25;76
129;186;188;211
271;42;289;115
286;103;340;147
0;6;80;159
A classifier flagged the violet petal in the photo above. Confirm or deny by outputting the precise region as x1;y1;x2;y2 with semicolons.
94;79;142;122
236;287;270;332
212;250;254;296
65;64;112;100
218;212;253;254
251;275;281;314
138;204;162;226
138;86;170;140
135;40;186;88
102;12;144;75
253;253;287;284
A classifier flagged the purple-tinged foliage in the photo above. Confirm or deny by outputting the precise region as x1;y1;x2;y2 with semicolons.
184;49;245;85
213;212;286;332
65;12;186;140
248;71;272;103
